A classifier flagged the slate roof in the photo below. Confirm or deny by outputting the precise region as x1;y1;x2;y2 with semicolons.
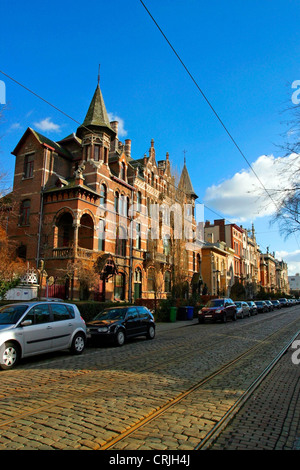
76;84;115;138
178;161;198;198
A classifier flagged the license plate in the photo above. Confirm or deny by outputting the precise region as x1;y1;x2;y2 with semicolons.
205;315;213;318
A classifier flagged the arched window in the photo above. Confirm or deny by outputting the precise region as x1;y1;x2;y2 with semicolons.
134;267;142;300
114;192;119;214
100;183;106;206
20;200;31;226
120;162;126;180
98;219;105;251
116;226;126;257
114;273;125;300
136;223;141;250
137;191;142;212
78;213;94;250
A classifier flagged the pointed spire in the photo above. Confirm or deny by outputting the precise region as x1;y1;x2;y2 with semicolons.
178;159;198;199
77;82;116;139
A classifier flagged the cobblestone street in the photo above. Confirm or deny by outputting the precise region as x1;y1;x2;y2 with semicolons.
0;307;299;451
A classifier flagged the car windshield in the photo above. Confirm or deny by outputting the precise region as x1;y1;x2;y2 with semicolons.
0;305;29;325
235;302;242;307
94;308;127;321
206;299;224;307
256;302;263;305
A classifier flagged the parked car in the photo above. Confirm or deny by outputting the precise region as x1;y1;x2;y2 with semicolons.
246;301;258;315
279;298;289;308
86;306;155;346
198;298;237;323
254;301;268;313
0;301;87;370
235;301;251;319
271;300;281;309
265;300;274;311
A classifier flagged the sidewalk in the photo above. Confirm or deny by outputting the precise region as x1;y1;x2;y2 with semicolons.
156;318;198;331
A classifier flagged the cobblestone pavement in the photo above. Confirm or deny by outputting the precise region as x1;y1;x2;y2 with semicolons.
0;307;299;450
209;343;300;450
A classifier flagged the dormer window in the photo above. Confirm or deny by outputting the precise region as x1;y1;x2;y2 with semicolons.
94;145;100;161
120;162;126;180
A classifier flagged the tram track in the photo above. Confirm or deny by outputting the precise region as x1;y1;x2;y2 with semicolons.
98;316;300;450
0;309;299;450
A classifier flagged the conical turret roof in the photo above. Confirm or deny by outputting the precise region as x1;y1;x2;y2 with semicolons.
178;160;198;199
77;84;115;138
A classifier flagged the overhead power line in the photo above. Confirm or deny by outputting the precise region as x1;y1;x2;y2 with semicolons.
138;2;279;211
138;0;300;249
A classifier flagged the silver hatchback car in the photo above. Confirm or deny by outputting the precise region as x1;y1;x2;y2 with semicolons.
0;301;86;370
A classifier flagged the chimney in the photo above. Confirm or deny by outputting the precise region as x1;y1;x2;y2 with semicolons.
110;121;119;152
110;121;118;138
125;139;131;158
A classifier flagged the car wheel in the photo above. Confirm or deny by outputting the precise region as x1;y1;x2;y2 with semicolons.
198;318;204;324
222;314;227;323
70;333;85;355
146;325;155;340
0;342;20;370
232;312;237;321
115;329;125;346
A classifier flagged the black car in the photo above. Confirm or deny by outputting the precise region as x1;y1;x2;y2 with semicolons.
246;301;258;315
86;306;155;346
271;300;281;309
198;298;237;323
279;298;289;308
254;301;268;313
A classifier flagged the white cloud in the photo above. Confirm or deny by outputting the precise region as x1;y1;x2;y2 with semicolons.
8;122;22;131
276;249;300;275
108;112;128;138
204;154;300;222
34;117;61;133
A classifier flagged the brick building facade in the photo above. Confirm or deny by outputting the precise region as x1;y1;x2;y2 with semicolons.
5;83;202;302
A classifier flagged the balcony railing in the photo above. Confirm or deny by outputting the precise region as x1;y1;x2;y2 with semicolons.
52;247;95;259
52;247;74;258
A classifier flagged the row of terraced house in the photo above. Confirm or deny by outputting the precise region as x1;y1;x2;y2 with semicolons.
1;81;290;302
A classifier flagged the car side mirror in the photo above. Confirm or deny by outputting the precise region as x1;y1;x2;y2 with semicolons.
21;319;32;327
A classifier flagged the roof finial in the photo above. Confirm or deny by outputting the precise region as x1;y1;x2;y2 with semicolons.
183;149;187;165
97;64;100;86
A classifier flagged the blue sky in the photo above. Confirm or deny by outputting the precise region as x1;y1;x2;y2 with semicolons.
1;0;300;273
